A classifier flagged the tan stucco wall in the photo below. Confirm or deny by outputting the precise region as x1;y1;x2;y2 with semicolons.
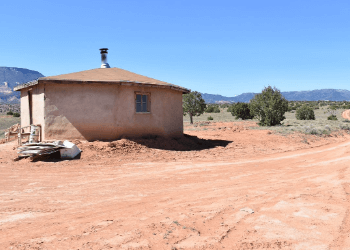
41;83;184;141
20;84;45;134
20;90;30;127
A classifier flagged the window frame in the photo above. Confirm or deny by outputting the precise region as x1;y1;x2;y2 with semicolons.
135;92;151;113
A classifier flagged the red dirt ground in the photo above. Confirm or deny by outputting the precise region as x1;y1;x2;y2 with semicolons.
1;115;350;249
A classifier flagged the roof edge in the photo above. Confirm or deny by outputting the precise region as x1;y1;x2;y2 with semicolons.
14;79;39;91
15;78;190;93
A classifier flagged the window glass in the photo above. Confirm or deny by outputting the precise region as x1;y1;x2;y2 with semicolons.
136;94;142;112
142;95;148;112
135;93;150;113
136;102;142;112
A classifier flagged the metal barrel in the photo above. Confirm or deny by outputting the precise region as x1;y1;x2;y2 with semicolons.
29;125;40;143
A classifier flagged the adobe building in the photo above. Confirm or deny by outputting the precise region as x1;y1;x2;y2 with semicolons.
14;49;190;141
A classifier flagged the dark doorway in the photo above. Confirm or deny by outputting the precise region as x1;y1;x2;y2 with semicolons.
28;91;33;125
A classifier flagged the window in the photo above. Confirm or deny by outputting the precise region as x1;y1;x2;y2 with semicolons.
135;93;150;113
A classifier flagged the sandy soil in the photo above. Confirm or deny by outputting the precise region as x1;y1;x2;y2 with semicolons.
342;110;350;120
1;117;350;249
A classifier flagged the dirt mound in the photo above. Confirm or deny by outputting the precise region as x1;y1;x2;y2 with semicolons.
77;135;231;157
79;139;146;154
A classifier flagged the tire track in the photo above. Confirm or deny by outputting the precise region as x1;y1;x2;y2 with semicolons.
329;167;350;249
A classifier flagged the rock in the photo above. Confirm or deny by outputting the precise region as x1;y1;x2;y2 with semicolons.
240;207;254;214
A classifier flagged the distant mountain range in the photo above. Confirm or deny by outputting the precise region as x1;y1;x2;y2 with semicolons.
202;89;350;103
1;66;349;104
0;67;44;103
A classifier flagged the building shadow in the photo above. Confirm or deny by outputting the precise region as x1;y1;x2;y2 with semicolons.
127;134;232;151
30;151;81;162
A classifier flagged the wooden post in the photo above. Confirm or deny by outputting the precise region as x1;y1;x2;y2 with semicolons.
38;124;42;142
18;126;22;146
5;129;9;143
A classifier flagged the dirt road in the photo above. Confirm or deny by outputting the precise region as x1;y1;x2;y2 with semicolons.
1;122;350;249
342;110;350;120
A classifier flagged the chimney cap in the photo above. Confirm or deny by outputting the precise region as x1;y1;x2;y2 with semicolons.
100;48;108;54
100;48;110;68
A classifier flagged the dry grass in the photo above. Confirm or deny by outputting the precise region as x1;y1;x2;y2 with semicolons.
184;106;350;135
256;107;350;135
0;115;20;139
183;108;238;123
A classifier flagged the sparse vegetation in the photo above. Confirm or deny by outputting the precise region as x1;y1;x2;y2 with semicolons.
207;116;214;120
205;104;220;113
304;125;319;135
0;103;20;114
0;115;21;139
184;100;350;136
328;115;338;120
227;104;234;113
0;103;21;139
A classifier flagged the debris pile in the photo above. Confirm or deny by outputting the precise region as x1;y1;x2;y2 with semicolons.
8;123;20;133
3;123;20;143
16;140;81;161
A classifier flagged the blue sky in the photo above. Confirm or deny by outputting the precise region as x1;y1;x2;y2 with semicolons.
1;0;349;96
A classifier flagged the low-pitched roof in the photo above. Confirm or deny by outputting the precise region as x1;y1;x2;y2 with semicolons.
14;67;190;93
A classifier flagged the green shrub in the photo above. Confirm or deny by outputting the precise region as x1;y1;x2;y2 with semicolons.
220;103;231;108
322;129;330;135
305;126;319;135
340;124;350;130
205;105;220;113
207;116;214;120
12;113;20;117
296;105;315;120
329;105;338;110
250;86;288;126
6;111;13;115
328;115;338;120
230;102;254;120
227;104;234;113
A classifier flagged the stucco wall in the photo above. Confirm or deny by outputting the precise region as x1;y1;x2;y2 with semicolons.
20;84;45;134
20;90;30;128
42;82;184;141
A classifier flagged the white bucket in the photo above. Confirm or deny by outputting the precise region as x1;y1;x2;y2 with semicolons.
29;125;40;143
60;140;81;159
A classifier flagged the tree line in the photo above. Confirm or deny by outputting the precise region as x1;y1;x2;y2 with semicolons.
183;86;348;124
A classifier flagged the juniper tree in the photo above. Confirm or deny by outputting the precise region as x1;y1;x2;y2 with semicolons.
250;86;288;126
183;91;206;124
